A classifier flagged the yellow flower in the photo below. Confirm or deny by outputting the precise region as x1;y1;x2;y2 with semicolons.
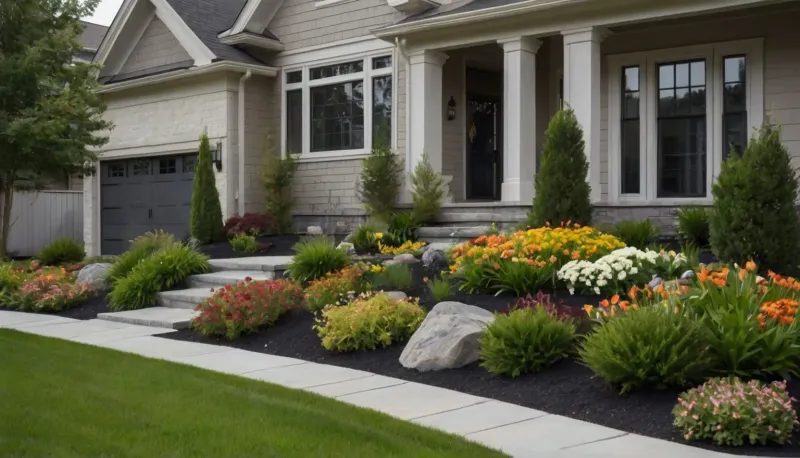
375;232;383;239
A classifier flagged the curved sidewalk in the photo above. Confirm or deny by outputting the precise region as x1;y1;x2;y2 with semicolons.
0;310;747;458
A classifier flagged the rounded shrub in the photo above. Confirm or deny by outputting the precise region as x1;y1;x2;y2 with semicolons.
480;306;576;377
288;236;349;283
107;230;177;283
314;293;426;352
610;219;659;248
304;266;366;313
674;378;799;446
579;307;714;393
677;206;710;248
410;153;446;224
37;238;85;266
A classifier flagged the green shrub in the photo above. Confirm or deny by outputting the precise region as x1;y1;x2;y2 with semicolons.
710;123;800;273
37;238;85;266
108;243;210;310
84;255;117;264
674;378;798;446
528;108;592;227
579;307;714;393
480;307;576;377
304;266;366;313
131;229;176;249
610;220;659;248
351;219;387;253
107;231;176;283
358;144;403;221
388;212;418;245
372;263;412;290
189;132;224;244
677;207;710;248
288;236;349;283
410;153;446;224
261;131;299;234
230;232;259;253
426;275;452;302
314;293;426;352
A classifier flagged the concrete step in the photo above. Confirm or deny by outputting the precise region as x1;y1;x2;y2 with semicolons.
187;271;273;288
157;287;216;310
97;307;197;330
209;256;292;273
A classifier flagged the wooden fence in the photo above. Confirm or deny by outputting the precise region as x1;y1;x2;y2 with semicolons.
7;191;83;257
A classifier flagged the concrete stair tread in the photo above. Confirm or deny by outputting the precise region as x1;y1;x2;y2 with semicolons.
418;226;491;239
97;307;196;330
157;288;216;309
188;271;273;288
209;256;293;272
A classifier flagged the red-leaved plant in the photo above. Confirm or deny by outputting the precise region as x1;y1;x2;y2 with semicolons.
223;213;273;237
192;278;304;339
504;290;585;321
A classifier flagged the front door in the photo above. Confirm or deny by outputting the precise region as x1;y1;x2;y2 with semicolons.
466;95;502;200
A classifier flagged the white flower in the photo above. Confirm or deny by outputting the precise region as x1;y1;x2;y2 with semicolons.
618;270;627;280
594;287;600;295
569;288;575;295
630;267;639;275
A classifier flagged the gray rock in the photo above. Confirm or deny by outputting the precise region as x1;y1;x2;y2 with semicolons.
76;263;112;291
307;226;324;236
680;270;695;280
422;249;448;268
336;242;355;255
393;253;419;264
383;291;408;301
400;302;495;372
648;276;664;289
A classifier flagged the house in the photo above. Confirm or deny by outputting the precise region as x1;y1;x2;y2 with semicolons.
85;0;800;255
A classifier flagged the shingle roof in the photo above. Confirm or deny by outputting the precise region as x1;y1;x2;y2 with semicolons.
78;20;108;51
165;0;280;65
396;0;529;25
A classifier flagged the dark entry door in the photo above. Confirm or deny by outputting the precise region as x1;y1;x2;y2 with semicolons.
466;95;502;200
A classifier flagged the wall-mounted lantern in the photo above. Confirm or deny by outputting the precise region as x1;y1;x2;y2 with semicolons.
447;96;457;121
213;141;223;172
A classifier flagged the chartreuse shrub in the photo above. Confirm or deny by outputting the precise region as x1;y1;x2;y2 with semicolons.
371;263;412;291
426;275;452;302
579;307;714;393
193;279;304;340
107;230;176;283
37;238;85;266
410;153;447;224
108;243;210;311
677;206;710;248
314;293;426;352
358;144;403;222
230;232;259;253
528;108;592;227
674;378;799;446
288;236;349;283
480;306;576;377
710;123;800;273
304;266;367;313
261;131;299;234
190;132;225;244
610;219;659;248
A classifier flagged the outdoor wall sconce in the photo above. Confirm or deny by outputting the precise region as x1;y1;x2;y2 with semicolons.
447;96;457;121
213;141;223;172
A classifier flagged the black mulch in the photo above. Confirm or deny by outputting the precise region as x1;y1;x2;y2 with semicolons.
159;261;800;456
0;292;112;320
198;234;302;259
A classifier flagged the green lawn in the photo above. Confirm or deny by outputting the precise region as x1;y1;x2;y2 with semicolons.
0;330;505;458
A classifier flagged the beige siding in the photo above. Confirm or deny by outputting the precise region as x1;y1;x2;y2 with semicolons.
270;0;404;51
442;54;465;201
119;17;191;75
292;159;364;214
243;75;279;213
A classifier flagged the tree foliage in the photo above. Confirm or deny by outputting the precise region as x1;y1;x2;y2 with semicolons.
261;130;298;234
410;153;446;224
357;144;403;222
0;0;110;256
189;132;224;244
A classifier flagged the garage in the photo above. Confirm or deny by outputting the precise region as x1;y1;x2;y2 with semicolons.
100;154;197;255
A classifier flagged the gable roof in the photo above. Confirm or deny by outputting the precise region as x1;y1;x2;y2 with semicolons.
78;20;109;51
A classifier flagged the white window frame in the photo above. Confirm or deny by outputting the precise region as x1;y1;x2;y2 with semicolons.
281;51;396;162
607;38;764;205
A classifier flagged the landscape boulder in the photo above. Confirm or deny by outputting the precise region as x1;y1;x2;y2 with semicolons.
307;226;324;236
400;302;495;372
76;263;112;291
421;248;448;268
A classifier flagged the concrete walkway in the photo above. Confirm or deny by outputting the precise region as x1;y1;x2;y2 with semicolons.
0;310;747;458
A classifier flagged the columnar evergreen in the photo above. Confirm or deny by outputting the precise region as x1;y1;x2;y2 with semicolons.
189;132;224;244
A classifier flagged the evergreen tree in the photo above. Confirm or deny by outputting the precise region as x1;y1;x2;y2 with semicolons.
528;108;592;227
710;123;800;272
190;132;224;244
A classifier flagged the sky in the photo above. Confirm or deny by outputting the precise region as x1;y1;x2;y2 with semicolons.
83;0;124;26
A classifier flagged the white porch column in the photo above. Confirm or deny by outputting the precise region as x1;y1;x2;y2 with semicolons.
562;27;607;203
499;37;541;203
407;50;448;174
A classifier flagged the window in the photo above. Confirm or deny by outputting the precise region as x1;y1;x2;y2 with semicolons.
723;55;747;158
132;160;150;176
657;60;707;198
108;165;125;178
284;53;394;157
621;66;640;195
159;158;176;174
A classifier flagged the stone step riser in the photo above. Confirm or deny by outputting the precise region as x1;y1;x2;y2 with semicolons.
187;273;274;289
96;308;196;330
157;297;202;310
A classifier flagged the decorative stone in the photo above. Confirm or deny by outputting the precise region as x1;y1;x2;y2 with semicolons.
307;226;324;236
648;276;663;289
422;249;448;268
400;302;495;372
393;253;419;264
383;291;408;301
336;242;355;255
680;270;695;280
76;263;112;291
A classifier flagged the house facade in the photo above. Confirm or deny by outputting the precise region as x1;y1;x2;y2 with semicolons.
85;0;800;255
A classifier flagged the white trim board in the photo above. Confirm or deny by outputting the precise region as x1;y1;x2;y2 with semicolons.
275;37;394;68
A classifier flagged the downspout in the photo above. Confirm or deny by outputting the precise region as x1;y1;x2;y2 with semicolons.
238;70;252;216
395;37;411;199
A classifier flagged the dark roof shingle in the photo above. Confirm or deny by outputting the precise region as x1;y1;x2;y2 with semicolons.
78;20;108;50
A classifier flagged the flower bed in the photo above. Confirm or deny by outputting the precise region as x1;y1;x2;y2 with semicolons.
0;265;95;312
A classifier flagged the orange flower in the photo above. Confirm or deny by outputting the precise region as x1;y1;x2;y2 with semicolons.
628;285;640;300
549;255;557;264
493;263;500;270
619;300;630;311
600;299;610;308
739;268;747;282
610;294;620;305
563;249;570;256
583;304;594;315
745;260;757;272
571;251;581;260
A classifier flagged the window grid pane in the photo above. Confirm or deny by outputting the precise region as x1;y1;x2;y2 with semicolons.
372;75;392;147
621;66;640;195
159;158;176;174
286;89;302;154
286;70;302;84
723;55;747;159
108;165;125;178
132;160;150;176
372;56;392;70
310;60;363;80
310;81;364;152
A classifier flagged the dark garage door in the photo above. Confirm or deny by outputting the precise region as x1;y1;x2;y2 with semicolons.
101;154;197;255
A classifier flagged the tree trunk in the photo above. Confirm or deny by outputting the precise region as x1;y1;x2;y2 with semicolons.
0;179;13;259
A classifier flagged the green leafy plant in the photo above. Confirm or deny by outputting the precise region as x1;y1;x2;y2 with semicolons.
480;306;576;377
108;243;210;310
350;219;388;253
677;206;710;248
410;153;446;224
131;229;176;249
358;144;403;221
192;279;304;340
304;266;367;313
528;108;592;227
288;236;349;283
189;132;224;244
372;263;412;291
579;307;714;393
610;220;659;248
106;231;176;283
261;131;299;234
314;293;426;352
388;212;419;245
230;232;259;254
83;255;117;264
426;275;452;302
37;238;85;266
674;378;798;446
710;123;800;273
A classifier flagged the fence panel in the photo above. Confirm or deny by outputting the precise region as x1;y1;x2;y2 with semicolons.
7;191;83;258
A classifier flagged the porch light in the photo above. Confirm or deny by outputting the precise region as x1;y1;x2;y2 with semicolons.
447;96;456;121
213;141;223;172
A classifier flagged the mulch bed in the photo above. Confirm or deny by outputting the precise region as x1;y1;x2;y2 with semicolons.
198;234;302;259
0;292;112;321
